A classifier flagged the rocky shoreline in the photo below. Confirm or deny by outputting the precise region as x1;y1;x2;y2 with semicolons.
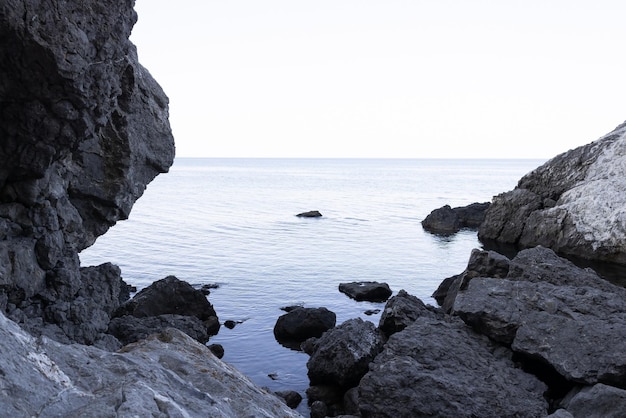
1;1;626;417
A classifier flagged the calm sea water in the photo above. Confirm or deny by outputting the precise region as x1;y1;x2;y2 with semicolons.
79;158;544;414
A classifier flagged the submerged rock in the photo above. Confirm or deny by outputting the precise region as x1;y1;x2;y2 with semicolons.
296;210;322;218
479;121;626;264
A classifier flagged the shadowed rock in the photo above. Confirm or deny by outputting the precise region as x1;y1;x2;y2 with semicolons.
297;210;322;218
339;281;392;302
274;307;336;344
422;202;490;234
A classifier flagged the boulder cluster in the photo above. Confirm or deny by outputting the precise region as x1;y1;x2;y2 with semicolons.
297;247;626;417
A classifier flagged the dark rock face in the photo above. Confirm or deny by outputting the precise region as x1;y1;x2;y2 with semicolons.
0;0;175;345
561;384;626;418
358;317;548;418
115;276;217;320
378;289;433;337
274;307;336;343
338;281;392;302
307;318;385;388
479;121;626;264
111;276;219;344
108;314;211;345
422;202;490;234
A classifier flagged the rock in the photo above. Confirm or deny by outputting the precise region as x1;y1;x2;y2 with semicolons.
224;320;238;329
275;390;303;409
0;313;301;417
296;210;322;218
208;343;225;359
280;304;304;312
378;289;434;337
561;384;626;418
0;0;174;344
307;385;344;415
421;204;460;233
338;281;392;302
364;309;380;315
422;202;490;234
433;248;511;313
108;314;211;345
115;275;217;321
307;318;385;388
453;276;626;385
310;400;328;418
358;317;548;418
479;121;626;264
274;307;336;343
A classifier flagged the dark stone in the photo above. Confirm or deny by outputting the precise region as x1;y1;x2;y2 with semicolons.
296;210;322;218
560;384;626;417
273;307;336;343
378;289;433;337
452;249;626;386
114;276;217;322
280;304;303;312
358;317;548;418
108;314;210;345
309;400;328;418
307;318;385;388
338;281;392;302
364;309;380;316
422;202;490;234
224;320;237;329
274;390;303;409
208;343;224;359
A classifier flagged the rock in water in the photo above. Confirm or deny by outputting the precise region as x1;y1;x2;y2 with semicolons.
479;121;626;264
274;307;336;343
296;210;323;217
0;0;174;344
338;281;392;302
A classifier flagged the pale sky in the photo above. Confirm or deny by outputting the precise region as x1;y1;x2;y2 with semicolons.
131;1;626;159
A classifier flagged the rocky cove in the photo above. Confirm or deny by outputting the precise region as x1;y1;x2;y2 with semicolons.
2;2;626;418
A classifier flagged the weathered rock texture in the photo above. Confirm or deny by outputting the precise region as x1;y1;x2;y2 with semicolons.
0;313;301;417
358;317;548;418
479;121;626;264
422;202;490;234
0;0;175;345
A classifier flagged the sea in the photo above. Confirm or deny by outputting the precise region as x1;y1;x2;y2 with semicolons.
79;157;545;415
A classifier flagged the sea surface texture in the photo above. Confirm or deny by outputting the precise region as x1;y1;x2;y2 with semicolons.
80;158;543;414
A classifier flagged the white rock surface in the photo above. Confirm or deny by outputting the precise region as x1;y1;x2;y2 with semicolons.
0;313;302;417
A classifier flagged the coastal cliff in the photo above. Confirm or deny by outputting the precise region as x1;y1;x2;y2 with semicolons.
0;0;174;346
479;121;626;264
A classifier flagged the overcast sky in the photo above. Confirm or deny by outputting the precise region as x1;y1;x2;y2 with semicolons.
131;0;626;159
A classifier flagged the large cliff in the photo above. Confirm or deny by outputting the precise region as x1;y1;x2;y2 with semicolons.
479;121;626;264
0;0;174;346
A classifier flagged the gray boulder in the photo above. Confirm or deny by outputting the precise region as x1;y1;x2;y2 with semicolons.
454;277;626;385
307;318;385;388
274;307;336;343
378;289;434;337
479;121;626;264
358;317;548;418
338;281;392;302
561;384;626;418
0;313;302;417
